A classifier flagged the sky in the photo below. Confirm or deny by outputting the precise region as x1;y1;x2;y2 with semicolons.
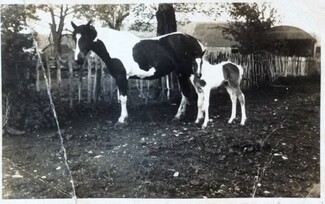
271;0;325;35
17;0;325;39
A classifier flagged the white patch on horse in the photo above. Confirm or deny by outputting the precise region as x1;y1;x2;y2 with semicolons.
94;27;159;79
147;31;184;40
195;58;202;76
130;67;156;79
74;34;81;61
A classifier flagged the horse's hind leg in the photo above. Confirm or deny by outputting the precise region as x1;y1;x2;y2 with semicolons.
174;74;191;120
225;85;237;124
115;74;128;123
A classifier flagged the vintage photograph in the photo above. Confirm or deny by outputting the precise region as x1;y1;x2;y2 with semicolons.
1;0;321;201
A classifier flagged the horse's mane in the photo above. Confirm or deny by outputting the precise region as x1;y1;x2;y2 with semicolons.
88;26;98;41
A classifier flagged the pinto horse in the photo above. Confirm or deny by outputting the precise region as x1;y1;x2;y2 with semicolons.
190;60;247;128
71;21;205;123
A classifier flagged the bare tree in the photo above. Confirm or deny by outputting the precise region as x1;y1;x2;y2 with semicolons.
75;5;131;30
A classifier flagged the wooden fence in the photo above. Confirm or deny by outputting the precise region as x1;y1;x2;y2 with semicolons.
36;50;320;107
206;50;321;89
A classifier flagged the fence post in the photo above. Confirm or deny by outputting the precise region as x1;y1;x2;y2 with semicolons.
36;58;40;92
68;60;74;108
46;57;52;91
92;58;101;103
109;75;114;103
56;57;62;100
87;58;92;103
139;79;144;98
78;67;83;104
100;59;106;101
92;59;98;103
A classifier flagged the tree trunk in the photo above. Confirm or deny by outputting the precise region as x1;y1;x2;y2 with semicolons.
156;4;177;36
155;4;177;101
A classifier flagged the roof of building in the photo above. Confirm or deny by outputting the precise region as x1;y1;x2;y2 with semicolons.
263;25;316;41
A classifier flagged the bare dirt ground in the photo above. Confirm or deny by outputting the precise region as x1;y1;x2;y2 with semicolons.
2;76;320;198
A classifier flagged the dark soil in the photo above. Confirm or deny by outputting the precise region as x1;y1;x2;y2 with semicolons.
2;76;320;198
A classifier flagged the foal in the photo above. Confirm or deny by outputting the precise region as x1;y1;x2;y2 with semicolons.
190;60;247;128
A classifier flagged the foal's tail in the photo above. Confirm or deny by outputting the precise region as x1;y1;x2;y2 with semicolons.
237;64;244;81
227;60;244;79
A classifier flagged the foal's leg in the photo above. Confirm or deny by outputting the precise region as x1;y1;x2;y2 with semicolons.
195;92;204;123
235;88;247;125
202;87;211;128
189;75;204;123
225;85;237;124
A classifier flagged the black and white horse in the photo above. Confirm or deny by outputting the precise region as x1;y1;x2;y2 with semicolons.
71;21;205;123
190;60;247;128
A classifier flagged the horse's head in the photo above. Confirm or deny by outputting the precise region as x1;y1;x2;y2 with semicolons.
71;21;97;65
193;50;206;78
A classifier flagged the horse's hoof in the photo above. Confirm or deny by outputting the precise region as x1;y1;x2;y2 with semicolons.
240;119;247;126
114;121;128;128
172;116;184;122
194;119;201;124
193;122;201;128
202;122;208;129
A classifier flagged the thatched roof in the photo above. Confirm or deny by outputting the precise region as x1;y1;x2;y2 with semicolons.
263;25;316;41
192;23;238;48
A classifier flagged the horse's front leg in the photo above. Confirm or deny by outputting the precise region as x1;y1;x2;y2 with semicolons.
118;94;128;123
116;74;128;123
174;74;191;120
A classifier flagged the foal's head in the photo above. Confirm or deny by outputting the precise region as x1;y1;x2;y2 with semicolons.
193;50;206;78
71;21;97;65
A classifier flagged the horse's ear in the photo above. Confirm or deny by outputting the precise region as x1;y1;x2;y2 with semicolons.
71;21;77;29
86;20;92;27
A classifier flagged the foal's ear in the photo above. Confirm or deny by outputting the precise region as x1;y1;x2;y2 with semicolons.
200;50;206;57
71;21;77;29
